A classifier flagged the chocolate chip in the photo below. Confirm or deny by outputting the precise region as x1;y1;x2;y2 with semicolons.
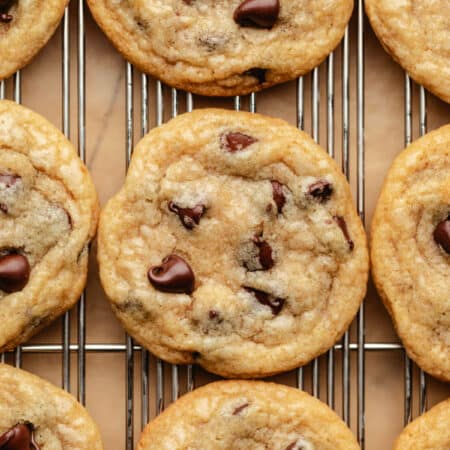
0;13;12;22
0;254;30;293
333;216;354;251
233;403;249;415
244;287;285;315
244;68;267;83
0;203;7;213
192;351;201;360
209;309;219;319
0;423;40;450
433;216;450;254
308;180;333;202
234;0;279;29
221;132;257;153
148;254;195;294
271;180;286;214
0;174;19;187
252;234;274;270
168;202;206;230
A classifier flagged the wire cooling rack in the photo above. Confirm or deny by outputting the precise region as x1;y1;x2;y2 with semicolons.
1;1;448;449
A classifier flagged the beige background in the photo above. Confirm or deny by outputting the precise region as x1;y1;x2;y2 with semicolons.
1;2;449;449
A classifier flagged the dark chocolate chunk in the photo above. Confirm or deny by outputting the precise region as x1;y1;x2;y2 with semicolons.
244;68;267;83
221;132;257;152
168;202;206;229
308;180;333;202
0;423;40;450
333;216;354;251
271;180;286;214
433;216;450;254
253;234;274;270
148;254;195;294
244;286;285;315
209;309;219;320
234;0;279;29
0;13;12;22
0;254;30;293
233;403;249;415
0;174;19;187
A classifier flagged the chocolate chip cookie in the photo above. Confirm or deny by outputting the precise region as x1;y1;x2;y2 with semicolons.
393;398;450;449
86;0;353;96
137;380;361;450
98;109;369;378
0;363;103;449
0;100;99;352
371;125;450;381
365;0;450;104
0;0;68;80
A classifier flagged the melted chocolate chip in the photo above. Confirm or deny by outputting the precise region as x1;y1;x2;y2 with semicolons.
192;351;201;360
0;174;19;187
0;423;40;450
285;442;299;450
0;254;30;293
221;132;257;152
333;216;354;251
433;216;450;254
0;13;12;22
168;202;206;229
244;68;267;83
148;254;195;294
252;235;274;270
244;287;285;315
209;309;219;319
0;203;7;213
233;403;249;415
271;180;286;214
308;180;333;202
234;0;279;29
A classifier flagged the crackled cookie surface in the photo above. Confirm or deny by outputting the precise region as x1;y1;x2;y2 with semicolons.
87;0;353;96
0;0;68;80
371;125;450;381
0;100;98;352
137;381;360;450
0;363;103;449
365;0;450;103
98;109;368;378
393;398;450;450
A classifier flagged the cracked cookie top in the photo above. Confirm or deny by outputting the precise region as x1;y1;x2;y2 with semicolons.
0;363;103;450
371;125;450;382
0;100;99;352
87;0;353;96
0;0;68;80
366;0;450;103
98;109;368;378
136;381;361;450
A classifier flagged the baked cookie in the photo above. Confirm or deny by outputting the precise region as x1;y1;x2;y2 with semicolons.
0;100;99;352
365;0;450;104
393;398;450;450
87;0;353;96
0;0;68;80
137;380;361;450
371;125;450;381
0;363;103;449
98;109;368;378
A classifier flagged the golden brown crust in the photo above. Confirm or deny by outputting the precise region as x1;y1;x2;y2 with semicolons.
365;0;450;104
137;381;360;450
371;125;450;381
0;100;99;351
0;0;68;80
87;0;353;96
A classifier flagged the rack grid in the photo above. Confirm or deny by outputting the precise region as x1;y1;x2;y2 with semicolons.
1;1;447;449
